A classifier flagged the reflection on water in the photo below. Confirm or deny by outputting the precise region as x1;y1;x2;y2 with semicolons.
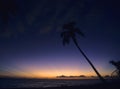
0;78;101;88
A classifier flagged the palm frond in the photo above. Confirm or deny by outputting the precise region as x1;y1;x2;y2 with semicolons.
61;22;84;46
61;31;71;46
63;22;76;30
75;28;85;37
63;37;70;46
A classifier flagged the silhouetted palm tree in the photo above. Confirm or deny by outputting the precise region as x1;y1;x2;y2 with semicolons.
61;22;105;82
110;60;120;77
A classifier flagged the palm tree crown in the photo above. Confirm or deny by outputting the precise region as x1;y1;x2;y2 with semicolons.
61;22;84;45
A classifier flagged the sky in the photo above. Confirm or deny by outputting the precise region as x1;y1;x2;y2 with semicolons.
0;0;120;78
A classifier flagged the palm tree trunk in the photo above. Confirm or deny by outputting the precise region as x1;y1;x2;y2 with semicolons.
72;37;105;83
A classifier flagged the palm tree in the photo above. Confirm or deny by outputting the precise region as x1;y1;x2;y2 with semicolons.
61;22;105;82
110;60;120;77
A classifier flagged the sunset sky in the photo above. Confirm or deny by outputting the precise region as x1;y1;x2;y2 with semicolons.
0;0;120;78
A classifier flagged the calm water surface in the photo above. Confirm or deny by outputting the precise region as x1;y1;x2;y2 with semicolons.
0;78;101;88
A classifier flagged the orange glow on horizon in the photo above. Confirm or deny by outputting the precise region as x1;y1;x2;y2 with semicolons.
0;63;112;78
0;69;100;78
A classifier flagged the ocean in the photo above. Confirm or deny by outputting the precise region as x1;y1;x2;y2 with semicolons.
0;78;101;88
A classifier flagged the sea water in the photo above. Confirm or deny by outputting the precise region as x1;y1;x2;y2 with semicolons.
0;78;101;88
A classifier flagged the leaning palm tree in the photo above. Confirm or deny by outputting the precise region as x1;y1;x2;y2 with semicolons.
61;22;105;82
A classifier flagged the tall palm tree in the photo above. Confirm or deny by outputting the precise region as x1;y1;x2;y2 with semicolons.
61;22;105;82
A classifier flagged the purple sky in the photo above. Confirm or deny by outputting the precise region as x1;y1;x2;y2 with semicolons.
0;0;120;78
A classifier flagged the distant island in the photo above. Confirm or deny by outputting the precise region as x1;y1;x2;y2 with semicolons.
56;75;87;79
56;75;111;79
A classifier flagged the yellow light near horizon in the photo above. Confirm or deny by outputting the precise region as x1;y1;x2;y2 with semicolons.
1;63;111;79
4;68;97;79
